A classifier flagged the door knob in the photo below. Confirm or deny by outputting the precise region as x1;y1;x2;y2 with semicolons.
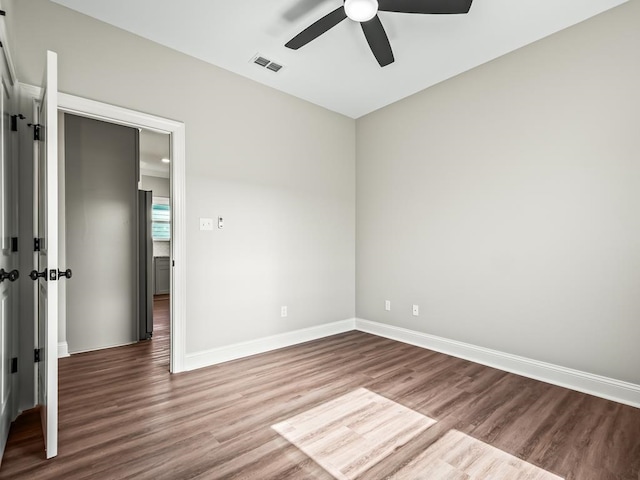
0;269;19;282
29;269;47;281
58;268;72;279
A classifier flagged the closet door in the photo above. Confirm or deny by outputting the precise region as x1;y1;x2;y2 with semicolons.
32;50;59;459
0;27;18;463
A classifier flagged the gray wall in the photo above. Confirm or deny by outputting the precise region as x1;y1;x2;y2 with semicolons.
356;0;640;385
65;114;139;353
141;175;169;198
9;0;355;368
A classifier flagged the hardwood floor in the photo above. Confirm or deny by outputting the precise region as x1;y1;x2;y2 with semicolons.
1;297;639;479
273;388;437;479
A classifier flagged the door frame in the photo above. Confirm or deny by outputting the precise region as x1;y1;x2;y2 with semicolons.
57;93;186;373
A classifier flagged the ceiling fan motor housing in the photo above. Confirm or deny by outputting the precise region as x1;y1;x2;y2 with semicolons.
345;0;379;22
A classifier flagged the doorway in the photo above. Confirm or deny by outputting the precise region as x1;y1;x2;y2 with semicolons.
139;129;172;342
60;116;172;354
57;93;186;373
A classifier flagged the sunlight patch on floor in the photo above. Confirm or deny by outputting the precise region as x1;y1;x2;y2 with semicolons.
272;388;436;479
273;388;564;480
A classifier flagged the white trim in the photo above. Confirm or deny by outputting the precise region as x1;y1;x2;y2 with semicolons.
19;82;42;98
355;318;640;409
57;93;183;133
184;319;356;371
43;50;60;459
52;90;187;373
169;122;186;373
57;342;69;358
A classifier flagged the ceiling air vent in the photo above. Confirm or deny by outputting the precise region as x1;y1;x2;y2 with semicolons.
251;54;285;73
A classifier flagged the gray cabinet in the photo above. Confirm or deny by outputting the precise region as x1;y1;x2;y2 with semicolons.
154;256;170;294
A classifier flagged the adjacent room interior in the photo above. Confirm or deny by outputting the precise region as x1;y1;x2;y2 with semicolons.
57;113;171;351
0;0;638;478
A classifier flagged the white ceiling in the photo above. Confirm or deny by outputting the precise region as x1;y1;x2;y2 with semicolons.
51;0;627;118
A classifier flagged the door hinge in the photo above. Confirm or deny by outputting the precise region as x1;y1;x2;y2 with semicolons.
11;357;18;374
11;114;25;132
34;348;42;363
28;123;42;141
11;237;18;252
34;237;42;251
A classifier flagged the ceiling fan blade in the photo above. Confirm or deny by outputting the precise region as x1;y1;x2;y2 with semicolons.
378;0;473;14
285;6;347;50
361;16;394;67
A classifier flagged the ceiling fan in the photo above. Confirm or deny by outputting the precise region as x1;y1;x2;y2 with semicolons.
285;0;474;67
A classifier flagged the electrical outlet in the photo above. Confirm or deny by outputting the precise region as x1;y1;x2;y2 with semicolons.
412;305;419;316
385;300;391;311
281;306;287;317
199;218;213;231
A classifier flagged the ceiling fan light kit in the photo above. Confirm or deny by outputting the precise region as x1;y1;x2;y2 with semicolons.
345;0;379;22
285;0;474;67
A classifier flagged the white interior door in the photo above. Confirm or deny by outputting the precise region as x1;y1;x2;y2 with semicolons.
0;44;18;461
33;50;59;459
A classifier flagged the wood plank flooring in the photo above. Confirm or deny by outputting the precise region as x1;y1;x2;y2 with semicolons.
390;429;563;480
273;388;436;479
273;388;563;480
1;296;639;479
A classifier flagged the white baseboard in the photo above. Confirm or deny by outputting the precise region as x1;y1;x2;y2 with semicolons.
356;318;640;409
179;316;640;408
184;318;357;371
58;342;70;358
